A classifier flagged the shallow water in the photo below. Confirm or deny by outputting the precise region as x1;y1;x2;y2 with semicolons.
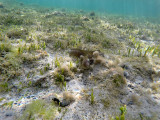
0;0;160;119
16;0;160;18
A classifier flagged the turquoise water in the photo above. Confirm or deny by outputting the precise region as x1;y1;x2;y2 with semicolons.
16;0;160;18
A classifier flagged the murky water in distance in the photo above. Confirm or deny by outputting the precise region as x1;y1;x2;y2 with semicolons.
16;0;160;18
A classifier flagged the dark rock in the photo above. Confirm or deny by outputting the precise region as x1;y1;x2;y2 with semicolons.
52;98;71;107
20;3;24;6
90;12;95;16
60;100;70;107
121;63;131;70
27;96;31;99
65;77;71;82
127;101;133;105
0;3;4;8
128;84;134;89
124;71;130;78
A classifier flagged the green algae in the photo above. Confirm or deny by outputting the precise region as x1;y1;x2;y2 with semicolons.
19;100;57;120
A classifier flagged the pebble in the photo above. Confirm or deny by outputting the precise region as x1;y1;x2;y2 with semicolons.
124;71;130;78
121;63;131;70
65;77;71;81
127;101;133;106
128;84;134;89
27;96;31;99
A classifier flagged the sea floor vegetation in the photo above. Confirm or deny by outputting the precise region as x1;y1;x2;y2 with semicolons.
0;1;160;120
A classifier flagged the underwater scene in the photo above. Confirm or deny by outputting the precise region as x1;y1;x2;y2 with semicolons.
0;0;160;120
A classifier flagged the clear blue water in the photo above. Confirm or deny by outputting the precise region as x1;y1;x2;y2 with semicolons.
16;0;160;18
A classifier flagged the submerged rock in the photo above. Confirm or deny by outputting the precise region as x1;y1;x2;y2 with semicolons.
0;3;4;8
90;12;95;16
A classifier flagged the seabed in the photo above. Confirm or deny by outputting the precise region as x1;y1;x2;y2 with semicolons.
0;1;160;120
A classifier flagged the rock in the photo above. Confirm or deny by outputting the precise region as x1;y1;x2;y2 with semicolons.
52;92;75;107
27;96;31;99
0;3;4;8
124;71;130;78
128;84;134;89
121;63;131;70
90;12;95;16
65;77;71;82
127;101;133;106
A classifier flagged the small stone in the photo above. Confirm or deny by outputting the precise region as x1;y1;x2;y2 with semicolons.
128;84;134;89
65;77;71;81
124;71;130;78
121;63;131;70
127;101;133;105
27;96;31;99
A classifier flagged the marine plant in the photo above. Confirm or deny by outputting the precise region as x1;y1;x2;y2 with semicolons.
55;57;61;68
1;101;13;108
91;88;95;104
19;99;57;120
111;105;127;120
127;48;131;57
0;82;9;92
112;74;126;88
